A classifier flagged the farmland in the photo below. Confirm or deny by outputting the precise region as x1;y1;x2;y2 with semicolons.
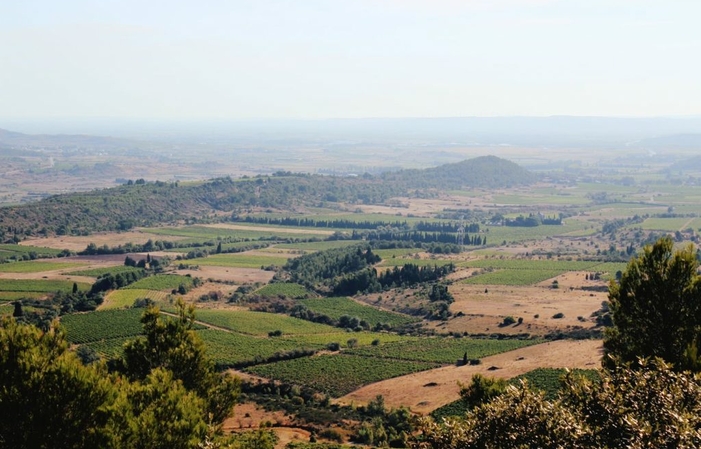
125;274;195;291
101;289;169;309
193;309;339;336
255;282;311;299
299;297;419;328
67;266;145;278
0;260;83;273
186;253;291;269
245;354;439;397
0;279;91;293
61;308;146;344
347;337;540;364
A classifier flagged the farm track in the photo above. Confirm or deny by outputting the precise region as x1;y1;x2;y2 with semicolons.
336;339;603;415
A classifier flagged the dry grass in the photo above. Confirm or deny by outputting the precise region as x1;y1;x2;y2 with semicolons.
176;266;275;284
336;339;603;414
21;231;177;252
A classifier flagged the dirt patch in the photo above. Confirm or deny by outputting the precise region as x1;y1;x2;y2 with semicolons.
179;282;240;303
438;281;607;336
176;266;275;284
336;339;603;414
21;231;177;252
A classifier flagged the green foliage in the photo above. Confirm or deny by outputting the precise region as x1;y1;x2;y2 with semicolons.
118;300;240;423
416;360;701;448
245;354;438;397
109;368;209;449
459;374;508;410
299;297;418;328
0;317;116;448
604;236;701;370
282;244;380;289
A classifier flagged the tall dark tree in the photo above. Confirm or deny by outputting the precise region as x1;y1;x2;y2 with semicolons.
119;299;240;423
604;236;701;370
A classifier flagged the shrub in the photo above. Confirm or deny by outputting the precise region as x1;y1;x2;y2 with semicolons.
502;316;516;326
552;312;565;319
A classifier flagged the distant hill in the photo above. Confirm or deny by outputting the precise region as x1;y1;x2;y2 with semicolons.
0;128;136;150
0;156;533;238
382;155;536;189
635;133;701;149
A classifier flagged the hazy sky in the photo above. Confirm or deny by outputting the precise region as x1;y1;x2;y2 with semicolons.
2;0;700;120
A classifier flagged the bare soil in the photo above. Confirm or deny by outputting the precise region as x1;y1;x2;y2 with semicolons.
438;275;608;336
21;231;177;251
177;266;275;284
336;339;603;415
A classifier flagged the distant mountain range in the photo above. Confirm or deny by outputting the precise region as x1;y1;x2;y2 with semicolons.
4;116;701;148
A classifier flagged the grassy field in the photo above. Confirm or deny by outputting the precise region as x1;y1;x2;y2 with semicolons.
101;289;170;310
66;266;145;277
273;241;358;251
198;329;319;367
186;254;291;269
144;225;329;241
639;217;697;231
373;248;426;259
299;297;419;328
245;354;439;397
0;279;91;293
125;274;195;291
347;337;540;364
193;309;339;336
379;258;456;267
0;291;46;301
61;308;146;344
255;283;311;299
282;332;413;348
463;269;564;285
0;261;84;273
0;244;65;258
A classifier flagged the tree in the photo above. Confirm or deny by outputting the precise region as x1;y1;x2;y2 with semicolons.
0;317;116;448
412;360;701;449
604;236;701;369
119;299;240;423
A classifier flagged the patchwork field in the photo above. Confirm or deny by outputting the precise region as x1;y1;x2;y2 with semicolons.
337;339;603;414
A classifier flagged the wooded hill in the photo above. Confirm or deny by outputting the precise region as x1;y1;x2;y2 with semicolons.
0;156;535;238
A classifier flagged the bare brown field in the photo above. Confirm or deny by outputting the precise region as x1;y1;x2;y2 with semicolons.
0;270;95;285
179;282;240;304
337;339;603;414
21;231;177;251
437;278;607;336
176;266;275;284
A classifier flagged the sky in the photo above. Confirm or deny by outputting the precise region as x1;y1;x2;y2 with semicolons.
1;0;700;120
